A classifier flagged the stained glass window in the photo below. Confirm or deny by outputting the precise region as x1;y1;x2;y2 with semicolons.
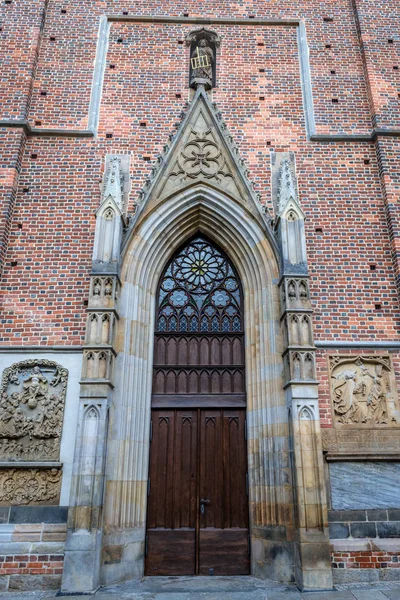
157;236;242;333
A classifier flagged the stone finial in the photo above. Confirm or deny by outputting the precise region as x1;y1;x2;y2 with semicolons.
100;154;131;217
271;151;303;219
103;156;123;211
278;159;297;214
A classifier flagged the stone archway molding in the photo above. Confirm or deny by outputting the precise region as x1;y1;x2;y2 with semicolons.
99;184;307;586
62;173;331;593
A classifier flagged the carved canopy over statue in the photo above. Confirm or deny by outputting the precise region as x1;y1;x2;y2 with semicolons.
186;28;220;90
0;360;68;461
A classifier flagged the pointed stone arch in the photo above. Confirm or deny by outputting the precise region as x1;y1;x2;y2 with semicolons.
124;85;277;257
102;184;291;584
62;92;331;594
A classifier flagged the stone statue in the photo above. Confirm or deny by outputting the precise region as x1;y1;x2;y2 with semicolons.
190;39;214;88
363;364;388;424
21;366;48;409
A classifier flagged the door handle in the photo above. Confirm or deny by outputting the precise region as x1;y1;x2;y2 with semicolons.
200;498;210;515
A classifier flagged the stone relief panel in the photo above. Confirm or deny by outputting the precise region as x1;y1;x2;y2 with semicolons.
0;467;62;506
321;427;400;454
168;123;236;189
158;101;248;203
0;360;68;461
329;355;399;428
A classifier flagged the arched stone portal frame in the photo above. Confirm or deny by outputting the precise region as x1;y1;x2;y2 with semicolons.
102;184;294;585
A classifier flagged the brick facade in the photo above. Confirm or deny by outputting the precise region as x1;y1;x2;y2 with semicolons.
0;555;64;577
0;0;399;591
1;3;399;345
332;551;400;570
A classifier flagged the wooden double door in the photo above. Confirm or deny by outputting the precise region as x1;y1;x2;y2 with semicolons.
145;236;249;576
145;407;249;576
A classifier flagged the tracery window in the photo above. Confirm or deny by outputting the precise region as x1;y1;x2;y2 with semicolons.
157;236;242;333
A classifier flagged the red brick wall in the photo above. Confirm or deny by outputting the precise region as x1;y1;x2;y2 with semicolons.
0;554;64;577
332;551;400;570
0;3;398;403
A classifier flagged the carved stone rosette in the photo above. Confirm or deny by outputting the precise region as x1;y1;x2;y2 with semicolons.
0;360;68;461
329;354;399;428
0;467;62;506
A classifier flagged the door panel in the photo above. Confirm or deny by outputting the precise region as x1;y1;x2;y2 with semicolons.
146;530;195;576
198;409;249;575
145;408;249;576
146;410;198;576
146;236;249;576
200;411;223;529
199;530;249;576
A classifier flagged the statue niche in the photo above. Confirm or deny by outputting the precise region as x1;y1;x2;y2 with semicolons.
186;28;220;90
0;360;68;461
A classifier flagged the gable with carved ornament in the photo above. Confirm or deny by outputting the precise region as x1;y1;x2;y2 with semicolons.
160;106;244;201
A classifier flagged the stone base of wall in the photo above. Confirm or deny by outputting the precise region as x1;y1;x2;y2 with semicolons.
1;575;62;591
0;506;67;591
0;551;64;591
332;550;400;583
331;537;400;584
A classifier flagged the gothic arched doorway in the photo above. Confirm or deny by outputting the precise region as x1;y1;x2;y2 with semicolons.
145;235;250;576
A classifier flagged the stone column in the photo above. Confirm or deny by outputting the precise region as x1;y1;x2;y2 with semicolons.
61;155;129;593
272;152;332;591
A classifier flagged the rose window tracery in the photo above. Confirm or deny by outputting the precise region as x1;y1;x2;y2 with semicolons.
157;237;242;333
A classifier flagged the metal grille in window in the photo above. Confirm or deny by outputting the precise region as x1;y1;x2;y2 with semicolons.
157;236;242;333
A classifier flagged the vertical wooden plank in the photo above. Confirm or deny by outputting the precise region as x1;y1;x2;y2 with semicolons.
223;410;249;529
199;336;210;365
173;410;198;529
146;409;197;575
166;336;178;365
147;410;174;528
200;410;223;530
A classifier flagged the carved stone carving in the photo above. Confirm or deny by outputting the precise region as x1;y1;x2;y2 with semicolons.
89;276;118;308
101;154;130;216
285;351;316;382
169;125;235;187
82;349;114;381
0;361;67;461
321;428;338;452
86;312;116;346
329;355;399;427
271;151;300;217
278;159;298;215
186;28;220;89
0;467;62;506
